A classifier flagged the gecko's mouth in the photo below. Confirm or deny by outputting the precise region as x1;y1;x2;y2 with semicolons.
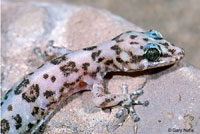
148;55;184;69
157;47;185;67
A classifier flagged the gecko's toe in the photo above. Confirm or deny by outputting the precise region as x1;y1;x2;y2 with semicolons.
119;84;149;122
128;105;140;122
130;88;144;97
131;113;140;122
143;100;149;106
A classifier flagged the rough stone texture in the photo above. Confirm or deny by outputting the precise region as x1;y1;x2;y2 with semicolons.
1;1;200;134
65;0;200;69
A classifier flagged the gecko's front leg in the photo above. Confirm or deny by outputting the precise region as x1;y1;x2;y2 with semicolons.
91;82;149;131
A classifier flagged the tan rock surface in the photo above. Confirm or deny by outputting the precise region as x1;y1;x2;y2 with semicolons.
1;1;200;134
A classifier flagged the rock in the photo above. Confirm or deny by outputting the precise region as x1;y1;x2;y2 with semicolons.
1;1;200;134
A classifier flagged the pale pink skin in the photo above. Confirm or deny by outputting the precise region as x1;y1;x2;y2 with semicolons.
1;30;184;134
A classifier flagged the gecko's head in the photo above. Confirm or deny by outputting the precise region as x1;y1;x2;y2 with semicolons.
111;30;184;71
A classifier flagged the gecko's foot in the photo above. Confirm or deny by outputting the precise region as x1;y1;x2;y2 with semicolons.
34;40;72;61
107;84;149;132
34;47;45;60
33;40;55;61
116;84;149;122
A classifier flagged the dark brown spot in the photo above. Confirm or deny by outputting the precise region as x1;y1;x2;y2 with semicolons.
111;45;121;55
22;84;40;103
27;123;34;132
177;52;183;55
130;35;137;39
76;76;82;82
126;31;132;33
96;66;101;72
116;57;123;63
91;50;101;61
14;78;30;95
116;39;124;43
84;72;88;75
31;106;45;117
130;42;139;45
50;54;67;65
162;53;171;57
32;107;39;116
37;120;40;124
37;64;44;69
60;61;78;77
83;46;97;51
160;42;169;47
28;72;34;75
4;88;12;100
130;55;144;63
97;57;105;63
113;64;121;70
111;45;120;51
43;90;55;99
63;82;75;88
59;87;65;93
105;60;113;65
28;123;34;128
7;105;13;111
51;76;56;83
143;38;149;42
12;114;22;130
105;67;110;72
168;49;176;54
46;101;57;108
43;74;48;79
140;46;144;49
1;119;10;133
112;33;123;41
82;63;90;71
90;72;97;78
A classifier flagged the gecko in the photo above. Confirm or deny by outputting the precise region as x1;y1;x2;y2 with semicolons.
1;30;184;134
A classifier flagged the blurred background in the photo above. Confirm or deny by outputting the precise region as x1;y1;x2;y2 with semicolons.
64;0;200;68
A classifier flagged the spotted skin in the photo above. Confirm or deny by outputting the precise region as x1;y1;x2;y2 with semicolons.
1;30;184;134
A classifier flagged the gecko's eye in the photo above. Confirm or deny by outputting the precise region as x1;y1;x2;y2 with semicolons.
145;48;160;61
144;43;161;61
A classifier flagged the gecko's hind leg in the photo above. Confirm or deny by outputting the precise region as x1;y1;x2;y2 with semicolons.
34;40;72;61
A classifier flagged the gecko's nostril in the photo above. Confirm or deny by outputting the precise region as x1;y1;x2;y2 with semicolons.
177;48;184;56
176;48;185;60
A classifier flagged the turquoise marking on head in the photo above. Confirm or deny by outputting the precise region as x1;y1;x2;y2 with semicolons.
145;30;163;39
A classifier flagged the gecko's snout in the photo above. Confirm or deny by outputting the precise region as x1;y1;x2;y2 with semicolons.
175;47;185;61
